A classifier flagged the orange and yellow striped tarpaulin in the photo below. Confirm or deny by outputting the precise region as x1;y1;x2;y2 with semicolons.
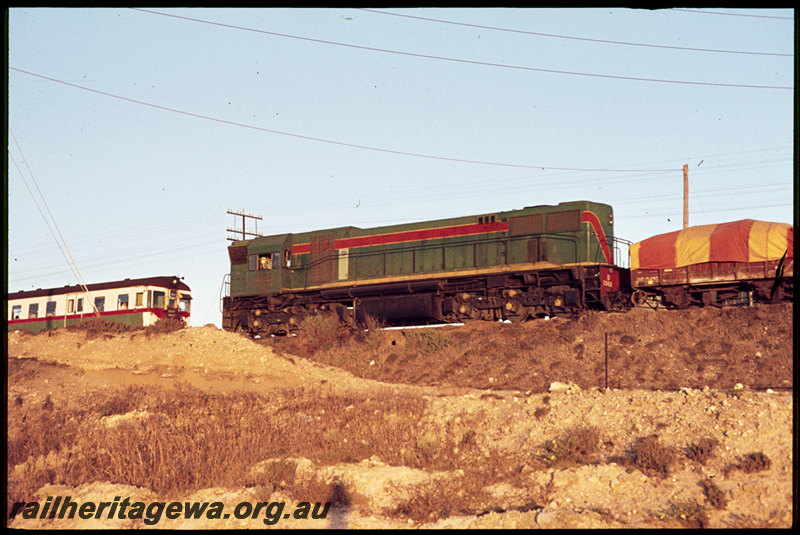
630;219;793;270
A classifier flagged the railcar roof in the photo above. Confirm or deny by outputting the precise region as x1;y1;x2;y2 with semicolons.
8;276;191;301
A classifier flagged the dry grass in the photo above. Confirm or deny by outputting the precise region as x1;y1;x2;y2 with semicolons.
6;382;526;521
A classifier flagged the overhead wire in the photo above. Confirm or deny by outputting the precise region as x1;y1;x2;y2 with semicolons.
129;9;791;91
357;8;793;57
8;130;101;316
9;67;684;173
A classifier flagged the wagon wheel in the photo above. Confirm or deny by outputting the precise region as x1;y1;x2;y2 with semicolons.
631;290;648;307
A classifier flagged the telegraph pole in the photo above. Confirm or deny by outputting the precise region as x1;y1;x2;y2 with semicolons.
227;209;263;241
683;164;689;229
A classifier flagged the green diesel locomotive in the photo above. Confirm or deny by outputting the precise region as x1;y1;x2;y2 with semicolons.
222;200;629;335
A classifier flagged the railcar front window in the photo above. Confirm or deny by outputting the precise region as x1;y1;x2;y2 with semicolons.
179;298;190;313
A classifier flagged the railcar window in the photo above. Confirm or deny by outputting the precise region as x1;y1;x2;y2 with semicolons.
118;294;129;310
67;299;74;314
46;302;56;316
28;303;38;319
179;298;190;312
152;291;166;309
12;305;21;319
94;297;105;312
77;298;83;313
249;254;257;271
135;292;144;307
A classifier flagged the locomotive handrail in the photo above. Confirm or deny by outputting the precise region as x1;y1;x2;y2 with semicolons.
290;230;585;289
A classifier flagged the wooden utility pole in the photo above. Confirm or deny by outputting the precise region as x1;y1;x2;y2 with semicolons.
227;209;263;241
683;164;689;229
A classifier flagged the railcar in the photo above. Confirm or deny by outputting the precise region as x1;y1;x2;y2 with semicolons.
7;275;191;334
629;219;793;308
222;201;630;335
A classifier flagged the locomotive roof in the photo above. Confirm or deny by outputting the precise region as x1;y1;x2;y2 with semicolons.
231;201;611;246
7;276;191;301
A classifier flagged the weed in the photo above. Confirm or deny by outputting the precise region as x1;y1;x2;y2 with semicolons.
699;478;727;510
724;451;772;476
300;313;345;352
628;435;676;478
685;437;719;464
660;500;709;528
404;329;450;355
535;426;602;467
144;316;186;335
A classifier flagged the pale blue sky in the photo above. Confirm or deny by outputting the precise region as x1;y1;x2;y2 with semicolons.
6;7;795;327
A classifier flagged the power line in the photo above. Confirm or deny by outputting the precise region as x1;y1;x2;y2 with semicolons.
130;9;792;91
8;130;101;317
9;67;683;173
669;8;794;20
358;9;793;57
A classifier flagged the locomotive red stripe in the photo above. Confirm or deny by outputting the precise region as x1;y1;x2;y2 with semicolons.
580;211;613;264
292;221;508;255
292;212;613;263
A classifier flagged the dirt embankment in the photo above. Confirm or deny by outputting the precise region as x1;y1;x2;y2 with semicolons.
6;303;794;529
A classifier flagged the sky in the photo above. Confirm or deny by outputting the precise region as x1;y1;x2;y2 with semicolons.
6;7;795;328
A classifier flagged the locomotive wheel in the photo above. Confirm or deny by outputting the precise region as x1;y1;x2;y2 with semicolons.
502;299;528;322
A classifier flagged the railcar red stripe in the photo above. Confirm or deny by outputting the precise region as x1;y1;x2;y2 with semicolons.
7;308;189;326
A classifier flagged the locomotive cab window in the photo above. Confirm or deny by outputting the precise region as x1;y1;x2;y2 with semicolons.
256;252;281;270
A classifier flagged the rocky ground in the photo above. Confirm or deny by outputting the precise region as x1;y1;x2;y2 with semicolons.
5;302;795;529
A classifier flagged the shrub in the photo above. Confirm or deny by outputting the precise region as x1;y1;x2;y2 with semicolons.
724;451;772;476
629;435;676;478
535;426;602;467
300;313;344;351
699;478;727;510
685;437;719;464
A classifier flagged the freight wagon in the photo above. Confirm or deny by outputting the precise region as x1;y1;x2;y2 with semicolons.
222;201;630;335
7;275;192;334
629;219;793;308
